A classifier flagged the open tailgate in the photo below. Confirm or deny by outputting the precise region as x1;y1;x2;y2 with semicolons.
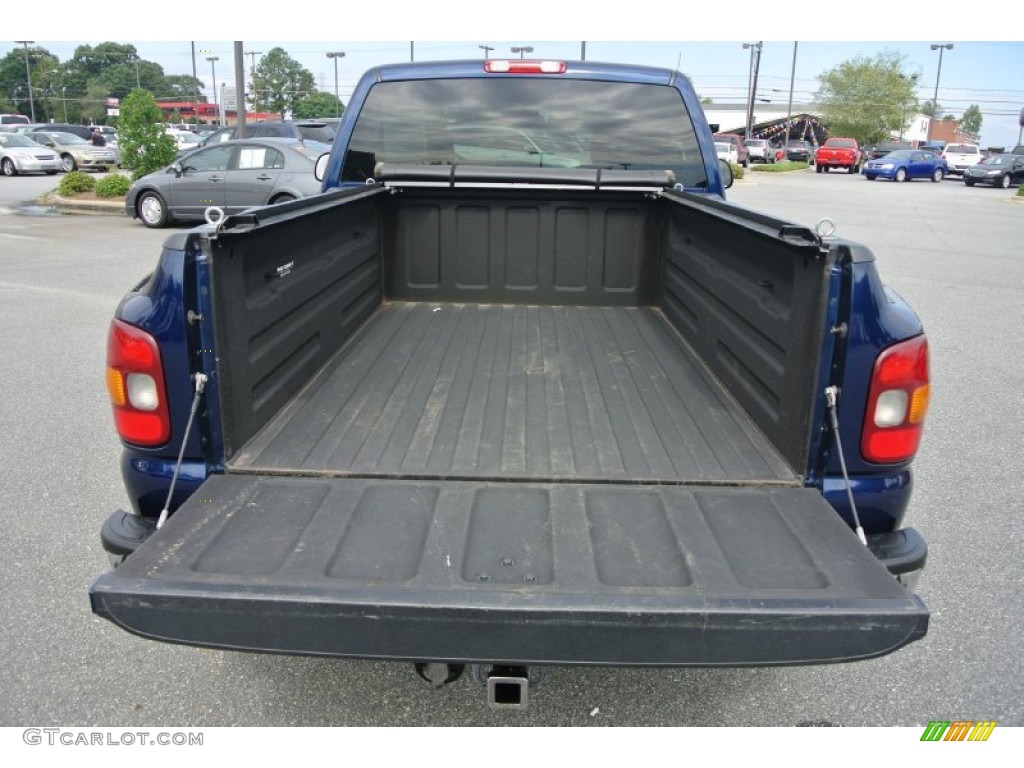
90;474;927;666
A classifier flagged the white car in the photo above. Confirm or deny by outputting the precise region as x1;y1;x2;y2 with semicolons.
744;138;776;164
715;141;738;166
0;132;62;175
167;129;202;154
941;143;982;176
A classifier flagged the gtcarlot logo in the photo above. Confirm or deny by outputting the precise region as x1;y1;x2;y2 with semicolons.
23;729;203;747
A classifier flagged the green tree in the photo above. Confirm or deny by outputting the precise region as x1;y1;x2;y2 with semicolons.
118;89;177;179
292;91;344;119
163;74;207;103
98;60;166;100
250;47;316;116
960;104;983;136
815;51;920;146
79;83;110;126
0;45;60;121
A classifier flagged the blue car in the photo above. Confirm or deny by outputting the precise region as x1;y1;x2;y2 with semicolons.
862;149;947;182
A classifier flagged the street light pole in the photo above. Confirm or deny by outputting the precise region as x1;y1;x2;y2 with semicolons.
326;52;345;117
15;41;36;122
478;45;493;59
511;46;534;59
927;43;953;143
207;56;219;118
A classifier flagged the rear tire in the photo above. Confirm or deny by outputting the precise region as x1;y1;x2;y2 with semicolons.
816;164;823;173
965;179;975;187
271;193;296;205
1000;174;1011;189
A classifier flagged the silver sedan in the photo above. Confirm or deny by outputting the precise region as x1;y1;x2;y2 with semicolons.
124;138;324;228
0;133;62;176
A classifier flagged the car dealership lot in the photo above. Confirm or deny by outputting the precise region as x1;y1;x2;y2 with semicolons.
1;169;1021;726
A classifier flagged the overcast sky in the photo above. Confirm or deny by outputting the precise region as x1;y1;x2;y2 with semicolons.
6;5;1024;147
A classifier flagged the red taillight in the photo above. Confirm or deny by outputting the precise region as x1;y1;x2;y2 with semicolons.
484;60;567;74
861;335;930;464
106;319;171;446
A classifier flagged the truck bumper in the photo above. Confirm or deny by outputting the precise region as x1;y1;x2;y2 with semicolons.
91;474;928;667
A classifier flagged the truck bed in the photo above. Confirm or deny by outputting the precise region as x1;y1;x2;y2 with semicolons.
231;302;796;485
91;184;929;667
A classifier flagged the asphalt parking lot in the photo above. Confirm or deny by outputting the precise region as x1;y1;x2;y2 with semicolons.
0;167;1022;728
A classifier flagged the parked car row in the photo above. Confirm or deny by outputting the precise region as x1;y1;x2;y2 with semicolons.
0;131;118;173
175;120;335;160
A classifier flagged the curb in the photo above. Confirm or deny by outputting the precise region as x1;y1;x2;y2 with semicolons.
45;194;126;216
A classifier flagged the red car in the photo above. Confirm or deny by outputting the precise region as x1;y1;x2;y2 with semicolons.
815;137;862;174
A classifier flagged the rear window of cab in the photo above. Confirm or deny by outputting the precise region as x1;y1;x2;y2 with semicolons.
342;78;709;189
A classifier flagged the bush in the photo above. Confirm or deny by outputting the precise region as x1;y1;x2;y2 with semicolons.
58;171;96;196
730;161;744;180
96;173;132;198
1017;185;1024;198
118;89;178;179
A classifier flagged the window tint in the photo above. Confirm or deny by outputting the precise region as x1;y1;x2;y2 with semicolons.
234;145;285;170
344;78;708;188
183;145;234;172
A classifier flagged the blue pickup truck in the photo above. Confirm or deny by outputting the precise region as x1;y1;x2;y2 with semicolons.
91;59;930;707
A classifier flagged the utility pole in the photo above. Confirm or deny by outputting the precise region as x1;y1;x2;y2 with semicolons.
410;42;415;62
581;41;586;61
785;42;797;144
245;50;262;77
478;45;493;59
191;42;200;125
927;44;954;143
234;42;246;137
15;41;36;122
742;42;763;140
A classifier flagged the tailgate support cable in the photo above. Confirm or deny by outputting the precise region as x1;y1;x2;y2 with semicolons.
156;373;209;530
824;385;868;546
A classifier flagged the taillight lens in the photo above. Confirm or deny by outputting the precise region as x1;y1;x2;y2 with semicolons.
861;335;930;463
106;319;171;446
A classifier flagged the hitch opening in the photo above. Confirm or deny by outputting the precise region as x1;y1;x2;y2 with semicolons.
486;665;530;710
